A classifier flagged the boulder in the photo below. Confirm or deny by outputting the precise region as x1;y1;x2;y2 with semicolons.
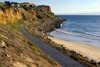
0;41;6;48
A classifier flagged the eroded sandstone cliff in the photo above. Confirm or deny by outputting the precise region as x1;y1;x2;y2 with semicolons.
0;5;52;25
0;8;22;24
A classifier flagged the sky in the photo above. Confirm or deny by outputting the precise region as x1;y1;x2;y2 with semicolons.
1;0;100;15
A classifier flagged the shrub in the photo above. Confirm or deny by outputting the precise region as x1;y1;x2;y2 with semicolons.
21;5;27;10
37;14;44;19
0;5;8;8
42;20;45;22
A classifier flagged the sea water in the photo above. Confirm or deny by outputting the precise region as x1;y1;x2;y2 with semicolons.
50;15;100;47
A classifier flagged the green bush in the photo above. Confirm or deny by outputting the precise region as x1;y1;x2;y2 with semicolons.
37;14;44;19
0;4;15;8
21;5;27;10
0;5;8;8
42;20;45;22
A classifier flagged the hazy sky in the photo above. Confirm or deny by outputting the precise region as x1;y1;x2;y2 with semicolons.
1;0;100;15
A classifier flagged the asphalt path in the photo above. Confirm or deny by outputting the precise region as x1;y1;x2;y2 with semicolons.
21;24;85;67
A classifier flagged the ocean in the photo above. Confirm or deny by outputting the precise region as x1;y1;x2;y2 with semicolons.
50;15;100;47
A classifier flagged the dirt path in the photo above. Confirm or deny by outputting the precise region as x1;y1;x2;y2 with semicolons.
21;24;85;67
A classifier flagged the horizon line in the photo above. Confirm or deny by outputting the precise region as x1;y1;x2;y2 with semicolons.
56;14;100;15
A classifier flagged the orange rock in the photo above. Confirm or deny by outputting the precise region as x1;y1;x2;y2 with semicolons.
0;8;22;24
45;6;51;12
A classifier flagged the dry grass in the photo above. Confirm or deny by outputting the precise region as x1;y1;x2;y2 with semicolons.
0;19;60;67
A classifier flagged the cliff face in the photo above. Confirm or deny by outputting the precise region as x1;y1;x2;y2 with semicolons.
30;10;36;19
0;6;52;25
25;9;37;19
0;8;22;24
45;6;51;12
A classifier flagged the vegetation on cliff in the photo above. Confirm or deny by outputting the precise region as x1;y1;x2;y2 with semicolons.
0;3;61;67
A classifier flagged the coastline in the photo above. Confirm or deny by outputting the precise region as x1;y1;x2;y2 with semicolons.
48;19;100;64
48;35;100;63
26;17;100;66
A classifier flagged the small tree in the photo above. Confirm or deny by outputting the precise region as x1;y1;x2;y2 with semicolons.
21;5;27;9
37;14;44;19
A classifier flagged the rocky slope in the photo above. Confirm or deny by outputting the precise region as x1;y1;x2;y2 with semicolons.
27;18;66;38
26;5;67;37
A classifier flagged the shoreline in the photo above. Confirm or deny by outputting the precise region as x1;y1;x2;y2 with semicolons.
48;35;100;63
26;19;100;66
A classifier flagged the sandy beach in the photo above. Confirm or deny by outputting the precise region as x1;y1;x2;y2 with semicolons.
48;36;100;63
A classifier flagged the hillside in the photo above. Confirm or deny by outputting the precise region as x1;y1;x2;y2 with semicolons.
0;5;62;67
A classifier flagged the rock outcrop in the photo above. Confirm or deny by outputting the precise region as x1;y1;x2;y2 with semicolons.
45;6;51;12
0;8;22;24
27;18;67;38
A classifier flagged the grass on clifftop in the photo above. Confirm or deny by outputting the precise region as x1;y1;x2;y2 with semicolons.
35;6;58;20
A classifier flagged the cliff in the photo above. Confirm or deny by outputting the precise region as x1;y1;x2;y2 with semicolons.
0;5;65;67
0;7;60;67
0;8;22;24
24;5;67;37
0;5;53;25
45;6;51;12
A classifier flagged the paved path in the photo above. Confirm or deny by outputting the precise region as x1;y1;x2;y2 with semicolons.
21;24;85;67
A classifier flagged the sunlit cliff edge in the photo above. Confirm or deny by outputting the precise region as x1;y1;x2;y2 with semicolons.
0;5;52;25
